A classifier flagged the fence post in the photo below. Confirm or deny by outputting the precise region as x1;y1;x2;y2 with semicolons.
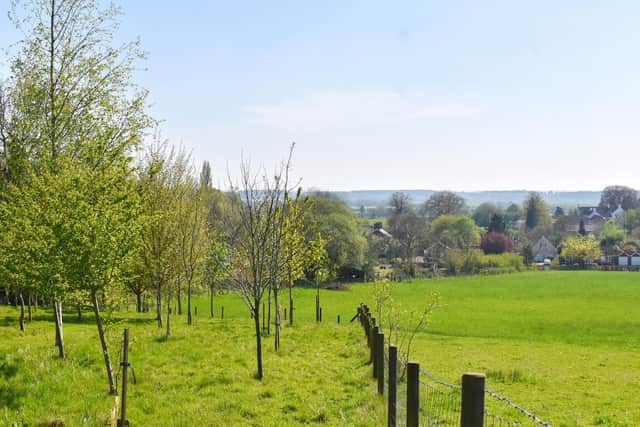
388;345;398;427
461;373;485;427
118;328;130;427
407;362;420;427
376;330;384;395
221;306;224;319
337;314;340;324
372;325;380;376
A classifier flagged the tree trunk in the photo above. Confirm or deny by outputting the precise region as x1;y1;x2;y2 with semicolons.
209;286;215;318
274;285;280;350
34;295;38;311
166;303;171;338
187;278;192;326
27;293;32;322
91;292;116;394
253;301;263;380
316;286;320;322
54;300;65;359
136;291;142;313
19;292;25;332
289;286;294;326
77;302;82;320
266;287;272;335
156;281;163;328
177;276;182;315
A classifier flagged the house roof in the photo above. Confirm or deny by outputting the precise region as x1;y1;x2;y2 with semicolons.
532;236;558;258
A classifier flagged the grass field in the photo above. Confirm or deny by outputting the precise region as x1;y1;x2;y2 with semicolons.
1;271;638;426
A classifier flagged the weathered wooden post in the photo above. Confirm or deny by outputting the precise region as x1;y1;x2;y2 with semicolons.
118;328;130;427
370;318;377;363
376;330;384;395
221;306;224;319
337;314;340;324
461;373;486;427
388;345;398;427
407;362;420;427
372;325;380;378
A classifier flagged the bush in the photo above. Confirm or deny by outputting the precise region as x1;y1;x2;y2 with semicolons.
444;249;524;275
480;232;515;254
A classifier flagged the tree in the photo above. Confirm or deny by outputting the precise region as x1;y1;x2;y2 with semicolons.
578;219;587;236
472;203;501;228
222;150;300;379
487;213;507;233
624;208;640;237
177;170;208;326
387;211;427;277
599;185;637;211
599;219;625;249
427;215;480;267
389;192;411;215
0;0;151;381
480;232;514;254
421;191;466;221
504;203;521;226
137;143;186;330
524;192;551;230
564;235;600;266
306;195;368;279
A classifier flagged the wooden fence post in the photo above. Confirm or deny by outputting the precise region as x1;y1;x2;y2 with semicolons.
337;314;340;324
376;330;384;395
118;328;130;427
461;373;485;427
407;362;420;427
388;345;398;427
372;325;380;377
221;306;224;319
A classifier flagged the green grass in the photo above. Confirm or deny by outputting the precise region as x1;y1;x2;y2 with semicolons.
0;301;384;426
2;271;639;426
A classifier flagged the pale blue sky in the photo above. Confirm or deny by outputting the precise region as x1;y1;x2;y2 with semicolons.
2;1;640;191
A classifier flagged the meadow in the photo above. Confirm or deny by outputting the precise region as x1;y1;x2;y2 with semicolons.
1;271;638;426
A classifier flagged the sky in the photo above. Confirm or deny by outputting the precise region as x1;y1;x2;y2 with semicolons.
1;1;640;191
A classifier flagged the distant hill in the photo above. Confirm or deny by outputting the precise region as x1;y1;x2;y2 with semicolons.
325;190;601;209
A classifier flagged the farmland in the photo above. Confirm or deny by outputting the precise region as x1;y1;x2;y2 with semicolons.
1;270;638;426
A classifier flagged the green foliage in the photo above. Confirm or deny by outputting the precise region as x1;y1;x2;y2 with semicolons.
431;215;481;250
599;219;625;247
524;192;551;230
306;195;368;274
444;249;523;275
564;235;600;265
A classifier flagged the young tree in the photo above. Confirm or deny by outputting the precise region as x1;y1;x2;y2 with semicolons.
222;152;294;379
137;143;186;329
177;172;208;326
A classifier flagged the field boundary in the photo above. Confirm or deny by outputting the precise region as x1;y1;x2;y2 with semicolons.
356;303;552;426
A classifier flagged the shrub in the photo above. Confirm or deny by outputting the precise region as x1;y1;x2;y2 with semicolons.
480;232;515;254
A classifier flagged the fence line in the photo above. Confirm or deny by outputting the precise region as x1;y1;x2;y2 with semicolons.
356;303;552;427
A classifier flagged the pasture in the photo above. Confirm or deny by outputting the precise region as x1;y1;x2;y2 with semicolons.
1;271;638;426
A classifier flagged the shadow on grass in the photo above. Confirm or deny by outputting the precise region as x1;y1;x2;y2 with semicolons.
0;356;25;410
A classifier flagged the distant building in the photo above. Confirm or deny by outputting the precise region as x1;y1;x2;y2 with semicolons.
532;236;558;262
372;222;392;238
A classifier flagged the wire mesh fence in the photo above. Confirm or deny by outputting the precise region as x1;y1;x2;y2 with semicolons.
418;368;461;427
355;303;553;427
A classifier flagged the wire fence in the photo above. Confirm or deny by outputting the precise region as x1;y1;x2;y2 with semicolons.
356;303;552;427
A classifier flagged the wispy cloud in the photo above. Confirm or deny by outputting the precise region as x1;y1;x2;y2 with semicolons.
245;90;485;130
